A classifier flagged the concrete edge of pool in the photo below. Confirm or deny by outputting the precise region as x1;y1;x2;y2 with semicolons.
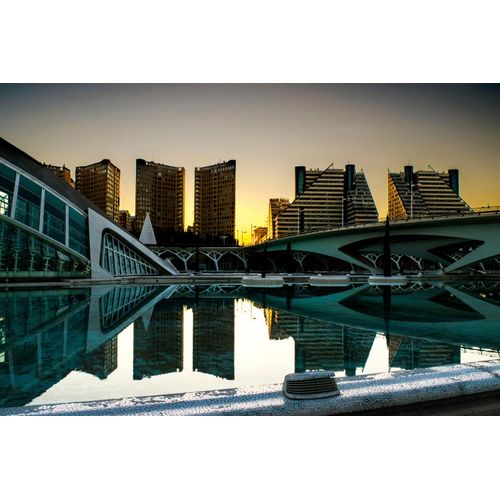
2;359;500;416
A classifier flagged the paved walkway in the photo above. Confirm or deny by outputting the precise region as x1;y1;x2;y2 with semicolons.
3;360;500;416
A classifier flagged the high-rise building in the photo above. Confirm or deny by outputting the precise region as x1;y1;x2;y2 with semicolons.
119;209;132;232
193;160;236;241
275;164;378;238
75;159;120;222
268;198;289;239
135;159;185;235
43;163;75;188
388;166;472;220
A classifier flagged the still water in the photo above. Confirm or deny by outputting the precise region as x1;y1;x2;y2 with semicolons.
1;281;500;408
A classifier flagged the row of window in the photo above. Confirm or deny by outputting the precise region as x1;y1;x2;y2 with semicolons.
0;162;89;257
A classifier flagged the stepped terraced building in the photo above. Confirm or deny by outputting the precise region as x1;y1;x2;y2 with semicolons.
388;165;472;220
274;164;378;238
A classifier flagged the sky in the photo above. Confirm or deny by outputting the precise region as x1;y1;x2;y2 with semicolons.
1;83;500;243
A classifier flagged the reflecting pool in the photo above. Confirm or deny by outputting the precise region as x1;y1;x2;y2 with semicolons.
1;281;500;408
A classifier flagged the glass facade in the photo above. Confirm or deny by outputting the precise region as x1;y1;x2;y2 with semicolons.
0;163;16;217
0;217;90;277
43;191;66;244
0;161;89;258
101;232;158;276
15;176;42;229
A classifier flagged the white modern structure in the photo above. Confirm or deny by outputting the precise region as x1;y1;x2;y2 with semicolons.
0;137;178;280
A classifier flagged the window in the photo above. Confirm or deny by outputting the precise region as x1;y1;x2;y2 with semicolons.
0;163;16;216
15;175;42;229
43;191;66;244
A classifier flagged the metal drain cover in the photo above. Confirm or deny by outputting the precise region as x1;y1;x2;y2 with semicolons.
283;371;340;400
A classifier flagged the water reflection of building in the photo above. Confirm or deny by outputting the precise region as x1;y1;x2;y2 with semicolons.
0;289;90;407
265;310;375;376
133;299;183;380
192;299;234;380
82;337;118;380
387;335;460;370
0;285;169;408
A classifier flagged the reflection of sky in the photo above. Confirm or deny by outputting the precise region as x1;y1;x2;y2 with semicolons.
29;298;499;406
1;84;500;241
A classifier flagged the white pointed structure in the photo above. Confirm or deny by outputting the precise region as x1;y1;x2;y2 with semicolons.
139;212;157;245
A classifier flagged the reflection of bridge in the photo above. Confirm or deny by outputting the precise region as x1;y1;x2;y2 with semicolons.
159;212;500;274
246;282;500;352
2;281;500;407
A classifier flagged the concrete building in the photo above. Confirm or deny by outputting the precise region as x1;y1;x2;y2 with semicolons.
253;226;268;244
118;209;132;232
275;164;378;238
0;137;178;280
43;163;75;188
388;165;472;220
135;159;185;235
194;160;236;242
268;198;289;239
75;159;120;222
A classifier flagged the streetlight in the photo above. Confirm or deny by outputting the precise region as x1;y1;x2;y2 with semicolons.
241;230;247;246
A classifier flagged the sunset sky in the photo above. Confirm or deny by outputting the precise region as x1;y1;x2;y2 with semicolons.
1;83;500;243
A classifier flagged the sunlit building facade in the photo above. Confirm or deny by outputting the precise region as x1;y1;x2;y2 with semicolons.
268;198;289;239
194;160;236;241
75;159;120;222
135;159;185;235
388;165;472;220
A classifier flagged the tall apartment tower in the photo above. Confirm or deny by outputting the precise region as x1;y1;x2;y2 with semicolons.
194;160;236;241
135;159;185;234
268;198;289;239
75;159;120;222
388;166;472;220
275;164;378;238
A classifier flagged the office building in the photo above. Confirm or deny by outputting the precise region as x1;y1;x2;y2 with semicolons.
119;209;132;232
194;160;236;241
275;164;378;238
43;163;75;188
135;159;185;235
75;159;120;222
388;166;472;220
268;198;289;239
